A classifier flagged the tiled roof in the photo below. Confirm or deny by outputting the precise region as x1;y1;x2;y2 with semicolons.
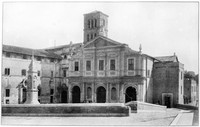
3;45;62;59
45;43;82;51
84;10;109;17
84;35;124;48
155;55;178;62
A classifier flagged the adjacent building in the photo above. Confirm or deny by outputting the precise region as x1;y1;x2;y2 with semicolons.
184;71;198;105
153;55;184;108
2;11;185;107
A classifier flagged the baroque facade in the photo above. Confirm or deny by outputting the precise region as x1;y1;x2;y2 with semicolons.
2;11;184;107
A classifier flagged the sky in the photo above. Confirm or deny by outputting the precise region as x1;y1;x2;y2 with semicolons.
3;2;198;74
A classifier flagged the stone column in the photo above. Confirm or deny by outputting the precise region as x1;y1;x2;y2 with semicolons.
68;84;72;103
92;83;95;103
119;83;124;103
117;83;120;103
81;83;85;102
106;83;109;103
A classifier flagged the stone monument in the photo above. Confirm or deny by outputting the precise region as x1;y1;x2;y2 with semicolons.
24;53;40;104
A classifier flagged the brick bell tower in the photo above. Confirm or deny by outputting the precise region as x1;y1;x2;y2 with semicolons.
83;11;108;45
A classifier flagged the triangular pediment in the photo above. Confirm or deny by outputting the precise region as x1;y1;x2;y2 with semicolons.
84;36;122;48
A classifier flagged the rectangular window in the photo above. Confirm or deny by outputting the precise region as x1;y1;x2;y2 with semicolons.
87;34;90;41
50;89;54;95
99;60;104;71
51;71;53;77
6;89;10;97
50;96;53;103
5;68;10;75
75;61;79;71
128;59;134;70
6;99;9;104
21;69;26;76
110;59;115;70
63;70;67;77
37;71;40;76
86;60;91;71
6;52;10;57
88;20;90;28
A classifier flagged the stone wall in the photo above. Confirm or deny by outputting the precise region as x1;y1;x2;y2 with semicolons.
2;103;130;117
153;62;184;107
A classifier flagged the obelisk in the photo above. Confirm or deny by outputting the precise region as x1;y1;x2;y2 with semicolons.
25;52;40;104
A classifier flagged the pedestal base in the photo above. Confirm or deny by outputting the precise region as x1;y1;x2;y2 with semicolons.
25;90;40;104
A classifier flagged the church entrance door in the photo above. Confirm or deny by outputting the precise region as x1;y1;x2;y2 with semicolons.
125;87;136;103
61;90;68;103
72;86;81;103
97;86;106;103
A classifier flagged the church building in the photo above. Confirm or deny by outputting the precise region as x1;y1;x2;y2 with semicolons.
2;11;184;107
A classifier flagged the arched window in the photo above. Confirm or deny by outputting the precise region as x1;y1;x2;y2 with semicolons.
95;19;97;27
94;33;97;37
87;34;90;41
111;87;117;100
88;20;90;28
87;87;92;99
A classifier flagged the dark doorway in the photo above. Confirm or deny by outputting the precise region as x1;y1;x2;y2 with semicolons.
125;87;136;103
164;96;171;108
61;90;68;103
72;86;81;103
97;86;106;103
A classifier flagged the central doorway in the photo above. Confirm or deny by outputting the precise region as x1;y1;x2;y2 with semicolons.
164;96;171;108
72;86;80;103
96;86;106;103
125;87;136;103
61;90;68;103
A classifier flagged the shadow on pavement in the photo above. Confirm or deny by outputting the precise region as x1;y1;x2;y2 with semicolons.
192;109;199;126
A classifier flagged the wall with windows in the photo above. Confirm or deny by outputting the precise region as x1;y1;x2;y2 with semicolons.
184;77;197;104
2;56;41;104
2;52;61;104
178;63;184;104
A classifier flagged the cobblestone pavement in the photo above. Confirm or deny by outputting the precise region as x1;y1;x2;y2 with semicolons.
2;108;181;126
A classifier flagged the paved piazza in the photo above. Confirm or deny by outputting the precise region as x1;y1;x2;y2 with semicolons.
3;108;195;126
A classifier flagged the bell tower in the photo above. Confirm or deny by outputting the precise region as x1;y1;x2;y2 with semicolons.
83;11;108;45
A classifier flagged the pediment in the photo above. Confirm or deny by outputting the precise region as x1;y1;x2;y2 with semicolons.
84;36;121;48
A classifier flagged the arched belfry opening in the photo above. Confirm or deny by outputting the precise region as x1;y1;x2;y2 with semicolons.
83;11;108;44
125;87;137;103
72;86;81;103
96;86;106;103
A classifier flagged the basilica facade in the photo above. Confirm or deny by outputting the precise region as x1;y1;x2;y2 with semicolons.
2;11;184;107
